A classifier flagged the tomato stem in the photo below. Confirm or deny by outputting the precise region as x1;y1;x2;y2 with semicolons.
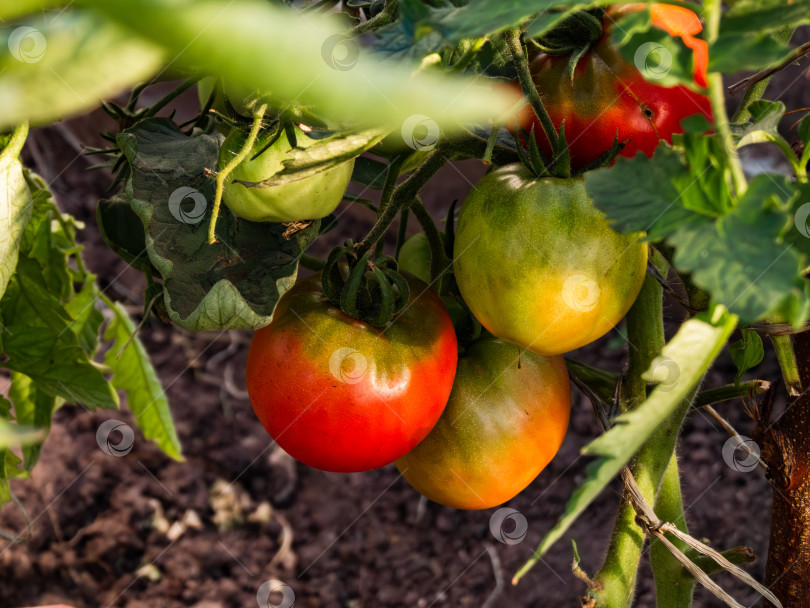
771;334;802;398
351;0;399;36
410;196;450;291
375;155;406;257
356;145;449;259
702;0;748;198
506;30;566;177
208;104;267;245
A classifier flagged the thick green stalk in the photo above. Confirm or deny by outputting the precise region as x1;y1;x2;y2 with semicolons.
650;453;694;608
771;334;801;398
590;250;685;607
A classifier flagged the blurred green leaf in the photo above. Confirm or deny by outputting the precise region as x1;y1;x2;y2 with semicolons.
709;34;792;73
0;0;65;22
80;0;514;130
721;0;810;36
0;123;33;302
730;329;764;385
102;297;183;461
0;11;165;130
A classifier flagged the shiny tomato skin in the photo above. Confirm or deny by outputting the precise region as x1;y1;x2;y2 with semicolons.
396;336;571;510
246;273;458;473
453;163;647;356
219;126;354;223
521;4;712;170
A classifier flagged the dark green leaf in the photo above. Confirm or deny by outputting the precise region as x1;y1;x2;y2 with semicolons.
115;118;319;331
351;155;389;189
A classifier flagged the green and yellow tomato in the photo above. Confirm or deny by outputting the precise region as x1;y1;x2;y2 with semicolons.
219;125;354;223
245;273;458;473
396;336;570;509
454;163;647;356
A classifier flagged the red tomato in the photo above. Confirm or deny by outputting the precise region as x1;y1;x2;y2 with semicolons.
246;273;458;473
518;3;712;170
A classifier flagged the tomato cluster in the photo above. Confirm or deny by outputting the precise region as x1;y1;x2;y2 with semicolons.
239;3;710;510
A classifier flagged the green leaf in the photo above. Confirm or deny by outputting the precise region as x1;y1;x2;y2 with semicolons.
721;0;810;36
0;0;66;21
115;118;318;331
709;34;792;73
350;156;389;190
0;11;165;130
0;123;34;301
730;329;764;385
80;0;514;130
798;113;810;149
96;196;157;274
102;297;182;461
523;306;736;564
584;147;712;241
669;175;806;325
8;372;56;468
0;448;28;504
729;100;787;149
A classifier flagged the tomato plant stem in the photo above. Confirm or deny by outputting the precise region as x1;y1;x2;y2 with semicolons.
375;155;406;256
703;0;747;198
351;0;398;36
410;196;450;291
650;453;695;608
356;146;448;258
506;30;562;171
589;249;692;608
771;334;802;398
394;208;409;260
208;104;267;244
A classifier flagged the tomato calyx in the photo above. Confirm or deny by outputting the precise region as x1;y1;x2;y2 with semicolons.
321;240;410;327
529;9;606;80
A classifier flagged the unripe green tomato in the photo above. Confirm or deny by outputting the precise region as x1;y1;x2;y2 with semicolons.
454;163;647;356
219;126;354;223
397;232;443;284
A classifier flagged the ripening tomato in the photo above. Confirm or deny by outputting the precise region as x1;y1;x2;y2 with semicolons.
396;336;571;509
219;126;354;223
518;3;712;170
453;163;647;356
245;273;458;473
